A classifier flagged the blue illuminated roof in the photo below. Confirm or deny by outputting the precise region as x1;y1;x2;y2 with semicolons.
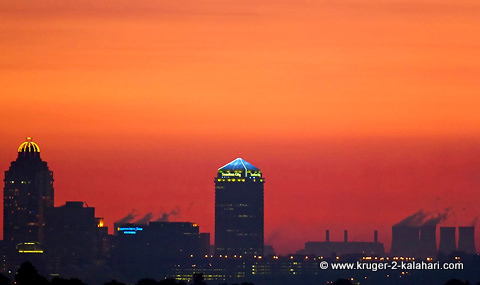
218;158;260;172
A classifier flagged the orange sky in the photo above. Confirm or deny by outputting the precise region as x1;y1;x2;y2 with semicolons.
1;0;480;254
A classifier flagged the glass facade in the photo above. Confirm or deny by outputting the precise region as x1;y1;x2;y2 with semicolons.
215;158;264;256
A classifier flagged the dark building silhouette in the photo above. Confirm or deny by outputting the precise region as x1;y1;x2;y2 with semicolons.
44;202;97;271
438;227;456;256
199;233;211;255
148;222;203;258
95;217;110;262
110;221;206;280
3;137;54;247
457;226;476;254
304;230;384;257
112;221;204;260
214;158;264;256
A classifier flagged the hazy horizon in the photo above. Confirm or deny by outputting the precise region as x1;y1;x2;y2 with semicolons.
1;0;480;254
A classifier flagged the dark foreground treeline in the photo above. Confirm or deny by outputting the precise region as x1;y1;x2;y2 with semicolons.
0;262;478;285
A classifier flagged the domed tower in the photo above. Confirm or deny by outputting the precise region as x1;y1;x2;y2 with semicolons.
214;158;264;256
3;137;54;247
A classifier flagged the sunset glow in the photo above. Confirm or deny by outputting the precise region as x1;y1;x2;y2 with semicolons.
1;0;480;254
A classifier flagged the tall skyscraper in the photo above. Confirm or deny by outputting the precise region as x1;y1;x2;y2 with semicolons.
214;158;264;256
3;137;54;246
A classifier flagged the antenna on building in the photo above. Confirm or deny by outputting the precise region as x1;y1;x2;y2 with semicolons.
84;201;89;208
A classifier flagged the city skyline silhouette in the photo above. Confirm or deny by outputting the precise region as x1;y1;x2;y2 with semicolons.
1;137;478;255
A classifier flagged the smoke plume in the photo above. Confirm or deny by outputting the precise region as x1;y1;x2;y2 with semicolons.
470;216;479;227
422;208;451;226
134;212;153;225
394;209;428;227
266;226;283;245
114;209;137;224
155;207;181;222
395;208;452;227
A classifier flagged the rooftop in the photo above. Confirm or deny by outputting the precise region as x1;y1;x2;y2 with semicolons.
18;137;40;153
218;158;260;172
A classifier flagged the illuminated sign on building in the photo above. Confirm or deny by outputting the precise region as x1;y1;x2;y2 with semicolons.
220;172;242;178
16;242;44;254
219;171;262;179
118;227;144;235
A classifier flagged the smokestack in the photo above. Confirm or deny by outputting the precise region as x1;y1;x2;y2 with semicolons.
344;230;348;242
419;226;437;257
326;230;330;242
438;227;456;256
458;226;476;254
374;230;378;243
390;226;420;256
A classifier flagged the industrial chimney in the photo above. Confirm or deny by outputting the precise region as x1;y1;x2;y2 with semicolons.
390;226;420;256
457;226;476;254
419;226;437;257
438;227;456;256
